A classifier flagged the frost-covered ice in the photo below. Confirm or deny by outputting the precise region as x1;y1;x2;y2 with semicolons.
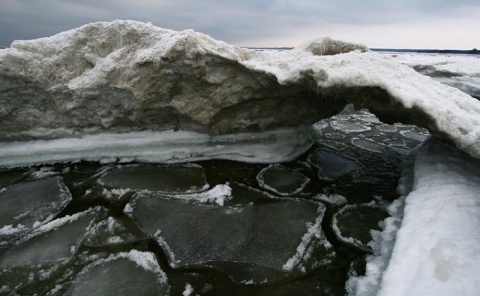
98;163;209;193
170;183;233;206
312;193;348;206
256;164;310;196
70;250;169;295
128;194;334;283
0;177;72;240
0;128;314;168
84;216;147;247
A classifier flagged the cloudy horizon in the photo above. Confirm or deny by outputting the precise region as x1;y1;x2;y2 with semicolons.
1;0;479;49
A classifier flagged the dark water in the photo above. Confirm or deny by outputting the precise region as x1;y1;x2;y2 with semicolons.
0;109;428;295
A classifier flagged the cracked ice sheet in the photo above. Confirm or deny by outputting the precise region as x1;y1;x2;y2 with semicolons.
376;140;480;296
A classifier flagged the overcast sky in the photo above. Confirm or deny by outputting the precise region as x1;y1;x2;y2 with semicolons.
1;0;479;49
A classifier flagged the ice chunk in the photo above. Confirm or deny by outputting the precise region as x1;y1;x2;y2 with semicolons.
351;138;385;153
128;194;334;283
0;177;72;241
313;193;348;206
0;208;102;291
98;164;208;194
70;250;169;295
170;184;233;206
308;149;361;181
332;203;389;252
256;164;309;196
399;130;430;142
84;216;147;247
375;124;397;133
330;120;371;133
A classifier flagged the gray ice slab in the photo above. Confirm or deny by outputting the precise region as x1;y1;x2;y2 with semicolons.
70;251;169;296
128;194;333;283
0;177;72;238
98;164;208;193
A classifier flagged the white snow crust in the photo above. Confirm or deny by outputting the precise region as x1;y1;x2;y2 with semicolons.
349;140;480;296
376;140;480;296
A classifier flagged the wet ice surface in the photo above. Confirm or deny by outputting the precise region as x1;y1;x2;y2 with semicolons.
70;250;169;295
308;150;362;181
0;177;72;241
0;108;430;295
98;164;208;193
128;193;333;283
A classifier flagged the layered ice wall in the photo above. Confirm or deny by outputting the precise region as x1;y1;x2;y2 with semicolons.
1;20;480;159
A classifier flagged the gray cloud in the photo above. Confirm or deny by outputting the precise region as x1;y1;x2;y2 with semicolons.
0;0;479;47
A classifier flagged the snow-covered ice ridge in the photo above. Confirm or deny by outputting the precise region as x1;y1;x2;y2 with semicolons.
1;20;480;159
349;139;480;296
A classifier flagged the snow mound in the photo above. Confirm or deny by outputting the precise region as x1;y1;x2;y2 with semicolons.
295;37;369;56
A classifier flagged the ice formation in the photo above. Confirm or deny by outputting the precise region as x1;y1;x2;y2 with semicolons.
332;202;389;252
0;177;72;241
256;164;310;196
127;194;334;283
0;127;314;168
69;250;169;295
391;52;480;99
0;207;103;292
308;149;361;181
348;139;480;296
0;20;479;159
98;163;209;193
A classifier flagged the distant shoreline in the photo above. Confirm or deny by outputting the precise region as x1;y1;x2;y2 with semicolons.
246;47;480;55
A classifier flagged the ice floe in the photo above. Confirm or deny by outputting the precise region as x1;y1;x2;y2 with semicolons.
256;164;310;196
69;250;169;295
0;177;72;241
83;216;147;247
332;202;389;252
98;163;209;193
0;207;103;292
127;194;334;283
